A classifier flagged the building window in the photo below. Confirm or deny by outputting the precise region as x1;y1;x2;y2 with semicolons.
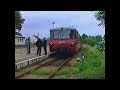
20;39;21;42
21;39;23;42
17;39;19;43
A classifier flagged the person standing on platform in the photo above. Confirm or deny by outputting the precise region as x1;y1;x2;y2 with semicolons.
36;38;43;55
43;37;47;55
26;37;31;54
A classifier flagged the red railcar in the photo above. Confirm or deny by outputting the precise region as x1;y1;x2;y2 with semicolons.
49;27;82;54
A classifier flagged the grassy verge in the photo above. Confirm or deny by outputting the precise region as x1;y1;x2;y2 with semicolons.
56;44;105;79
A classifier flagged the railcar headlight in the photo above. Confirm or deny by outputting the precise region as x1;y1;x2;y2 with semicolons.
50;41;53;45
71;41;74;45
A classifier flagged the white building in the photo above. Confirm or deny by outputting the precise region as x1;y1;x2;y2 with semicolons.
30;35;38;44
15;35;25;46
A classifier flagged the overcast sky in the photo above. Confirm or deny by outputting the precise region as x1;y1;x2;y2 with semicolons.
20;11;105;38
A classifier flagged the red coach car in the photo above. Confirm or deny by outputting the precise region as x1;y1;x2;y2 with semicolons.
49;27;82;55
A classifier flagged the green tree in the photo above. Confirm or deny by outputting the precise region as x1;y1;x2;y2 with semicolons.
103;34;105;40
85;37;97;46
82;34;88;39
96;35;102;42
83;35;102;46
94;11;105;27
15;11;25;32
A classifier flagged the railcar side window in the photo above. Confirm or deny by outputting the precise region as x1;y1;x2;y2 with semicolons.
76;31;79;39
69;30;76;39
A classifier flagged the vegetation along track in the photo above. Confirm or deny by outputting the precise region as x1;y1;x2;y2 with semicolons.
16;57;72;79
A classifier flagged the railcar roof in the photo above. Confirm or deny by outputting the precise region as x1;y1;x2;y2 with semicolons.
50;27;76;30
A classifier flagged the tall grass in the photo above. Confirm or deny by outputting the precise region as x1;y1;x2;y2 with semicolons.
72;45;105;79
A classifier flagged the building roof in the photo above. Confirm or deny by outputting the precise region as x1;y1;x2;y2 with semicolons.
50;27;76;30
30;35;38;40
15;35;25;38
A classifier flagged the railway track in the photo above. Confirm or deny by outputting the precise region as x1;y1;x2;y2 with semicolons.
47;57;71;79
15;58;56;79
16;57;72;79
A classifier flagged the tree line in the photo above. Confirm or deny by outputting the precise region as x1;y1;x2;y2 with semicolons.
81;34;103;47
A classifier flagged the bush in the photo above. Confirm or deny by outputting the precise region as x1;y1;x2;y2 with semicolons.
82;35;102;47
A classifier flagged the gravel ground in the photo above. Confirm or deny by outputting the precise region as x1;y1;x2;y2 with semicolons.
49;59;67;66
15;46;50;63
19;74;48;79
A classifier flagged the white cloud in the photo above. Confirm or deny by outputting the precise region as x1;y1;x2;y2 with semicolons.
20;11;105;38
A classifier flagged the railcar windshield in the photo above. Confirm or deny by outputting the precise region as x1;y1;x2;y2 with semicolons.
50;30;76;39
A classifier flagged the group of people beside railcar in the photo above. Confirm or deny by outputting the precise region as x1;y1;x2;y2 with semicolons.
25;37;47;55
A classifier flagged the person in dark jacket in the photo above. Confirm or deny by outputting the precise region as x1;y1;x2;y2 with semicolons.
26;37;31;54
43;37;47;55
36;38;43;55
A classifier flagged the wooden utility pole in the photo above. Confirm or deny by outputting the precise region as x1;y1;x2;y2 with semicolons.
38;32;39;38
53;22;55;28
